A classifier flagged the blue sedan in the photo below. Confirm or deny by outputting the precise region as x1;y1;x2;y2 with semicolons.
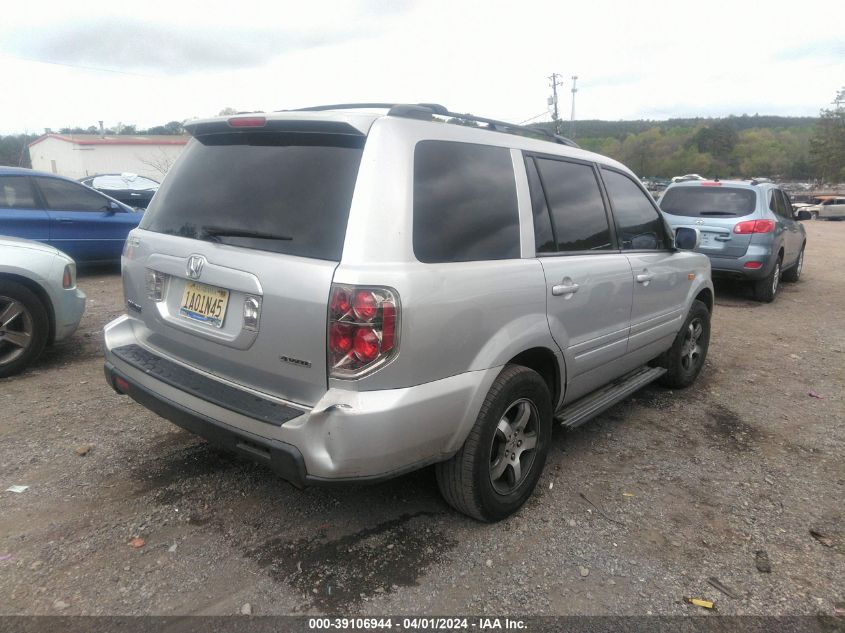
0;167;143;262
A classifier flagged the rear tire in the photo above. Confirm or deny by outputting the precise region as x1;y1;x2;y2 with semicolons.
753;255;782;303
657;300;710;389
782;245;805;283
436;365;552;522
0;280;49;379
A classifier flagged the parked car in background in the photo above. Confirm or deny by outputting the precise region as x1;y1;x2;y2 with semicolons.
104;103;713;522
659;179;808;302
0;167;142;263
671;174;705;183
803;195;845;221
0;236;86;377
80;173;159;210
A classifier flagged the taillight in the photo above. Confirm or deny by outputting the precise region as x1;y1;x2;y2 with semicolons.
145;269;167;301
62;264;76;289
734;220;775;234
328;285;399;378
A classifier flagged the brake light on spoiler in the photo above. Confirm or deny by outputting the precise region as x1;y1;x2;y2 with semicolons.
227;116;267;128
328;285;399;379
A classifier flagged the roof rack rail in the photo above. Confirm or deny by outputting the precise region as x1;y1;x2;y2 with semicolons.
284;103;579;148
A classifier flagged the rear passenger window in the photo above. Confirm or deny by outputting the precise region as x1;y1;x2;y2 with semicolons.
535;158;612;252
602;169;668;250
0;176;38;209
525;158;555;253
35;177;110;212
413;141;519;263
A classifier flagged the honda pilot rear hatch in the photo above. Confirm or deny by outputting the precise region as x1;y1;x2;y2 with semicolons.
123;122;366;406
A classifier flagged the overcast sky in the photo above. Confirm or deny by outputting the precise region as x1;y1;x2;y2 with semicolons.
1;0;843;134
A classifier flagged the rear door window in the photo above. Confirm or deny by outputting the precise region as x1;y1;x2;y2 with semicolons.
35;177;110;211
602;169;668;250
0;176;38;209
770;190;787;217
413;140;519;263
524;158;556;254
533;157;612;252
140;134;364;261
660;186;757;217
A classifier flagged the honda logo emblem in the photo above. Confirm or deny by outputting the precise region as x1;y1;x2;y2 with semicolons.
186;255;205;279
695;220;704;225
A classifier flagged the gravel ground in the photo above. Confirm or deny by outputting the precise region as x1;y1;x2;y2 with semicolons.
1;222;842;617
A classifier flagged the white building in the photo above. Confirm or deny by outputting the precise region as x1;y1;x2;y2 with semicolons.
28;134;189;181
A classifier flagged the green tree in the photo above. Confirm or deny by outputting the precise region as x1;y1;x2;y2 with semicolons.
809;89;845;181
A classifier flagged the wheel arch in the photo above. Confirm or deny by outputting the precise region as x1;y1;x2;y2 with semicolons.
0;273;56;344
694;287;713;313
507;346;563;410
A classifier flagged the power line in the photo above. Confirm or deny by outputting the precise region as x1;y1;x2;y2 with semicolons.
518;111;549;125
2;53;157;78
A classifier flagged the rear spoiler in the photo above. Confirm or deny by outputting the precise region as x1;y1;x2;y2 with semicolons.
184;117;366;139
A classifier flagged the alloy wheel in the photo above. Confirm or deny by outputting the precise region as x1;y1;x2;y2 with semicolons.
489;398;539;495
772;262;780;295
681;317;704;372
0;296;34;367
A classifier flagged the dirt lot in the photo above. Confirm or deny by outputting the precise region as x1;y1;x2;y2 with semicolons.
1;222;842;617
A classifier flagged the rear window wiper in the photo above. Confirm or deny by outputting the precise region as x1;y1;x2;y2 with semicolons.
698;211;738;216
202;226;293;242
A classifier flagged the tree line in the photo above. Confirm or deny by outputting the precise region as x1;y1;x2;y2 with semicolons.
532;101;845;183
3;96;844;180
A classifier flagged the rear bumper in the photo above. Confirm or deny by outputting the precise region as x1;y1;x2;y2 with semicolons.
705;244;776;281
103;315;497;484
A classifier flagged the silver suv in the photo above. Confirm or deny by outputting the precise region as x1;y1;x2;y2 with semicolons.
659;179;807;302
103;104;713;521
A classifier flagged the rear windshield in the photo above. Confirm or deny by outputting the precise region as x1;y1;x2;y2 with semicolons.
659;186;757;217
139;133;364;261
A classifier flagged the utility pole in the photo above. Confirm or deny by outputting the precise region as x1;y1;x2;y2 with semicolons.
548;73;563;134
569;75;578;138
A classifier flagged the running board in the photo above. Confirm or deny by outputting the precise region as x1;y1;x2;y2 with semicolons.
556;366;666;429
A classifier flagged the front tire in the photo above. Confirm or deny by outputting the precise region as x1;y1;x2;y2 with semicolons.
0;280;49;379
753;255;782;303
657;300;710;389
436;365;552;522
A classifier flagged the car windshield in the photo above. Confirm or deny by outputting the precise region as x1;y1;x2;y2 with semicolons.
659;186;757;217
139;133;364;261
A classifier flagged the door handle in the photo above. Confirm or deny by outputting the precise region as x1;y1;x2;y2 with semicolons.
57;218;75;223
636;272;654;284
552;282;580;296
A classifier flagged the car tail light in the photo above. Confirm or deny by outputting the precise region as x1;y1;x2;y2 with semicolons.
743;261;763;269
62;264;76;289
145;269;167;301
328;284;399;378
733;220;775;234
228;116;266;128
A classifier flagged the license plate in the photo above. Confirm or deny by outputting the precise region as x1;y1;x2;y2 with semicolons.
179;281;229;328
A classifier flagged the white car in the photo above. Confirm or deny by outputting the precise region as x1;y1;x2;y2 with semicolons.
0;236;86;377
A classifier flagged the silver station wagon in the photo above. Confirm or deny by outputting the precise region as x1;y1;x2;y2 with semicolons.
104;103;713;521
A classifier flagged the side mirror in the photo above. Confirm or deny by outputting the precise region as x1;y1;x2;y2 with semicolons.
674;227;700;250
795;210;812;221
106;200;122;214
